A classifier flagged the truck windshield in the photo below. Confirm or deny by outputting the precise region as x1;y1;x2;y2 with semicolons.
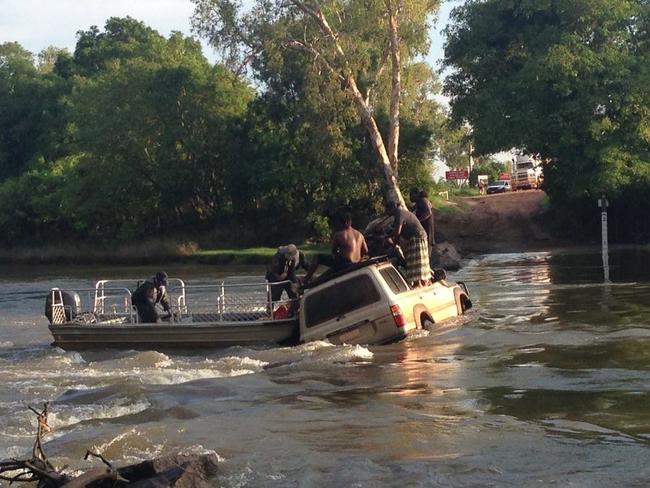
304;274;381;328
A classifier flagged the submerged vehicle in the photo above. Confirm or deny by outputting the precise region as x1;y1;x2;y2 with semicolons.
45;257;471;350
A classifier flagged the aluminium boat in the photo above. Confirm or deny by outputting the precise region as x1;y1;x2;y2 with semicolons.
45;278;298;350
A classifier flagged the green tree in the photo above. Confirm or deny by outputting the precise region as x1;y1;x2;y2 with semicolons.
469;157;507;186
0;42;69;181
433;121;471;171
37;46;68;73
227;56;382;242
63;19;253;239
192;0;442;205
443;0;650;240
218;27;444;242
72;17;168;76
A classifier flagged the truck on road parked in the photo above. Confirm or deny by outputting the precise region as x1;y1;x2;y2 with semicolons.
511;155;542;191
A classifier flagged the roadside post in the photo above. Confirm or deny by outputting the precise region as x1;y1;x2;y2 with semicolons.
598;195;610;283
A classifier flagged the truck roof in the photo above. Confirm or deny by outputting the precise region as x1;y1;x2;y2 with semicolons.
303;256;393;290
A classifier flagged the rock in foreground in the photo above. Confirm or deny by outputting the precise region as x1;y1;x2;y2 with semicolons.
61;453;220;488
431;241;463;271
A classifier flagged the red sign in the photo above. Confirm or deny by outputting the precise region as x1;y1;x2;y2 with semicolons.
445;170;469;180
498;172;511;180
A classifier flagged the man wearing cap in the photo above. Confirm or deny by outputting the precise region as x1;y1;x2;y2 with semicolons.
265;245;310;303
132;271;172;323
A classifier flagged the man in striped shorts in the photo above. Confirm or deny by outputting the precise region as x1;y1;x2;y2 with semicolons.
385;201;431;288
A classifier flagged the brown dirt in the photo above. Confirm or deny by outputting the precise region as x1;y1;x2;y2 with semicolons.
436;190;554;254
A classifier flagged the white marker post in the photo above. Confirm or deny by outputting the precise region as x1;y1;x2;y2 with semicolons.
598;195;610;283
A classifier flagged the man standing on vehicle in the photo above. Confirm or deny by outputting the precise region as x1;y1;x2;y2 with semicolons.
385;201;431;288
305;211;368;283
132;271;172;323
409;188;435;259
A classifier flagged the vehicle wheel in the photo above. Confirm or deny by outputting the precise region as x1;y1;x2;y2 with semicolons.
459;294;471;313
454;288;472;315
421;316;435;330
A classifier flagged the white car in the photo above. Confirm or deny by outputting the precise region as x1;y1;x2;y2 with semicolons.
486;180;511;194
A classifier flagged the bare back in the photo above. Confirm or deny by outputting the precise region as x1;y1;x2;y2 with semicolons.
333;225;368;263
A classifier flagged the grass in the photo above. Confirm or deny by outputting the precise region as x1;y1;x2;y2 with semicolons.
434;203;465;219
430;193;469;218
196;244;329;264
0;240;194;265
0;241;330;265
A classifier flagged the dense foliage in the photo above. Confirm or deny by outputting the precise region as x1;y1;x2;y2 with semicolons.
443;0;650;241
0;17;444;246
192;0;443;206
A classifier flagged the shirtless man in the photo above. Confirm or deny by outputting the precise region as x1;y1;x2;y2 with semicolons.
305;211;368;283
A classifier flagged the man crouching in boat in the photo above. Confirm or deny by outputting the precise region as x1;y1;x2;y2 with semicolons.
265;245;309;303
132;271;172;323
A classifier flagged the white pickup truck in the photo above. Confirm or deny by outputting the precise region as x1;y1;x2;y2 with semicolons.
299;258;471;345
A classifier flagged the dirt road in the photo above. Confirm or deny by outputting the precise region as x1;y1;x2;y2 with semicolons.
437;190;553;254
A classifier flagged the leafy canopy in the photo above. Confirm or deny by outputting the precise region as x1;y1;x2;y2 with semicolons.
443;0;650;240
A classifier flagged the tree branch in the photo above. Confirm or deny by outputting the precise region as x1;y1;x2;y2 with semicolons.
84;450;114;469
365;42;390;105
284;39;345;82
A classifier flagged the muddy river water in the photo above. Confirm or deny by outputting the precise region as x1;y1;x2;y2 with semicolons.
1;248;650;487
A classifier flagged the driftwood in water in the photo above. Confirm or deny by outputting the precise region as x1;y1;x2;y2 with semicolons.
0;404;219;487
0;403;70;486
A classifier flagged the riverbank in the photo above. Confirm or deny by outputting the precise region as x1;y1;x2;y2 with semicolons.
0;190;604;265
436;189;556;254
0;242;330;266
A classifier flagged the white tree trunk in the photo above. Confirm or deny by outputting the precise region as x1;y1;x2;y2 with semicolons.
387;0;401;172
347;75;406;206
290;0;406;207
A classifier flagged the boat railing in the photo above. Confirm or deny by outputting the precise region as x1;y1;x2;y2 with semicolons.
49;288;69;325
178;280;297;323
50;286;137;325
94;279;187;315
85;278;298;324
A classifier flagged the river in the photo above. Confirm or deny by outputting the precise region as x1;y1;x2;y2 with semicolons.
1;248;649;487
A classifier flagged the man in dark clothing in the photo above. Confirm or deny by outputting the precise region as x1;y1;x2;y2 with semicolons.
409;188;435;257
265;244;310;302
132;271;172;323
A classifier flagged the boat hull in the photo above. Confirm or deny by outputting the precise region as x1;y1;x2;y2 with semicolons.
49;319;298;350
